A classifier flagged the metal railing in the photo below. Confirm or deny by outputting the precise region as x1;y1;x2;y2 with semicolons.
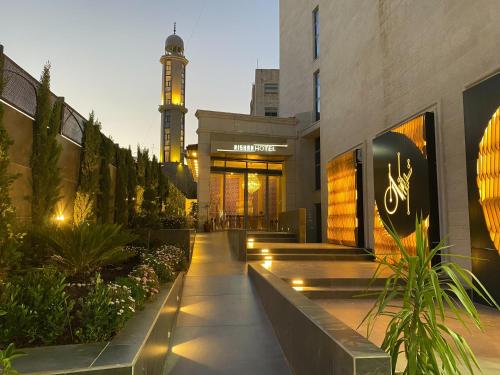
1;46;85;145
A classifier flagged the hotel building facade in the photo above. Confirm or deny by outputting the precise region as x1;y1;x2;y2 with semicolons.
195;0;500;300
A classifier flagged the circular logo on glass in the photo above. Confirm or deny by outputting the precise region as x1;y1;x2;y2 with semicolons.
373;131;429;237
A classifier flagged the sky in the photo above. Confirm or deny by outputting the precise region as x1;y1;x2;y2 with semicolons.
0;0;279;155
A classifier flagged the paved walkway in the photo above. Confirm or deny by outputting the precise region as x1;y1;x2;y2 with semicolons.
163;232;292;375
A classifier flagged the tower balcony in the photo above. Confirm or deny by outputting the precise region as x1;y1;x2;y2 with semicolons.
158;103;188;113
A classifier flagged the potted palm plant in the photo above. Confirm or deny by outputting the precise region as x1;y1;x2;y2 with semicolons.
361;218;499;375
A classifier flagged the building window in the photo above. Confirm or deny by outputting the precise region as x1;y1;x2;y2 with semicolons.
265;107;278;117
264;83;279;94
314;70;320;121
315;137;321;190
313;7;320;59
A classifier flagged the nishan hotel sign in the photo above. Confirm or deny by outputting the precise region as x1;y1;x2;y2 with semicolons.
212;142;290;154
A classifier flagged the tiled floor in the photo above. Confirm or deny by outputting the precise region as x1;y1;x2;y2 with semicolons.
317;298;500;374
163;232;291;375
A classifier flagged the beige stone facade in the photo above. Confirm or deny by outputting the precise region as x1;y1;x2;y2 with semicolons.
250;69;280;117
279;0;500;264
196;110;296;230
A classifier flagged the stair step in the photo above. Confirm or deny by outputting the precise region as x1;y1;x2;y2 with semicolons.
251;238;297;243
247;253;373;261
247;247;368;255
281;277;388;288
294;286;384;299
248;232;296;239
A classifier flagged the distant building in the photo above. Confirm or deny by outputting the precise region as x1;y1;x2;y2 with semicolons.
159;25;187;163
250;69;279;116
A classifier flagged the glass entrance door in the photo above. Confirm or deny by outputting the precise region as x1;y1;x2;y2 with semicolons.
209;160;284;231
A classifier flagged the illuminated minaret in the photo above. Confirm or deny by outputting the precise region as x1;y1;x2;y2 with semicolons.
159;23;188;163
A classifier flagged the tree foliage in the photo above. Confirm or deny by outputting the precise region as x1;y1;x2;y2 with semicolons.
97;135;114;223
75;112;101;222
31;63;62;225
114;146;128;225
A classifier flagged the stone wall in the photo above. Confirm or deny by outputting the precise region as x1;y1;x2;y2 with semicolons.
3;103;116;222
279;0;500;266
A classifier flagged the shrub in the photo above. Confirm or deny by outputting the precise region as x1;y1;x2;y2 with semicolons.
129;264;159;298
141;251;175;283
0;342;25;375
115;276;147;310
155;244;188;272
0;268;73;347
75;274;135;343
46;223;136;279
160;214;188;229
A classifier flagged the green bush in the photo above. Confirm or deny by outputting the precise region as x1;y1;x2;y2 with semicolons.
46;223;136;279
0;341;25;375
129;264;159;298
75;274;135;343
115;276;147;310
141;251;175;283
160;214;188;229
0;268;73;347
156;244;188;272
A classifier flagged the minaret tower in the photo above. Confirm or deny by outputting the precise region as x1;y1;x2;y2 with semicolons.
159;23;188;163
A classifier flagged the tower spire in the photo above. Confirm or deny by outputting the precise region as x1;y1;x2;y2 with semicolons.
174;22;176;35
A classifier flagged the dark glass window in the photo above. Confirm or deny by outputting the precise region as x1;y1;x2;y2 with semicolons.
315;137;321;190
264;83;279;94
265;107;278;117
313;7;320;59
314;70;320;121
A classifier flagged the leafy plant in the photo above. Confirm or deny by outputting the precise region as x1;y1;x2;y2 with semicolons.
0;342;25;375
0;268;73;347
141;251;174;283
361;218;499;375
75;274;135;343
31;63;62;226
47;223;136;279
129;264;159;298
115;276;147;310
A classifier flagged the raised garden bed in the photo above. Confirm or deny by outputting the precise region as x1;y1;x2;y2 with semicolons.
12;272;184;374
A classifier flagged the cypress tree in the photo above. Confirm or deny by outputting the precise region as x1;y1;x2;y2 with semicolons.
125;147;136;224
158;163;168;212
97;135;113;223
114;146;128;225
74;112;101;223
31;64;62;225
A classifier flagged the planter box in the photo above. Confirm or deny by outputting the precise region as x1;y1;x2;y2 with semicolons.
249;264;391;375
12;273;185;375
136;228;196;261
227;229;247;261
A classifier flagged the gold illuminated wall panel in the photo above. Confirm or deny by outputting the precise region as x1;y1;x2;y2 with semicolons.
373;114;427;260
327;151;358;246
477;107;500;254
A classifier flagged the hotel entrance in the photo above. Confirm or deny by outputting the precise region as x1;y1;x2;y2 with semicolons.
208;158;284;231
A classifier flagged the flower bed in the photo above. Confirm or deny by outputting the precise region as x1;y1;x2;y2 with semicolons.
0;225;189;350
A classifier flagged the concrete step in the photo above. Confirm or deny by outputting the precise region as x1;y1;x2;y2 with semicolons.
281;277;388;288
248;231;297;239
250;237;298;243
247;247;368;255
295;286;384;299
247;253;373;261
